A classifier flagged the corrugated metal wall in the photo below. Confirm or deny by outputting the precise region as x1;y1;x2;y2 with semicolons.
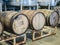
10;0;37;6
0;0;3;11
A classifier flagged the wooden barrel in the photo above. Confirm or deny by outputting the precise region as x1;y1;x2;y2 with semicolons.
20;10;45;31
54;7;60;24
0;11;29;35
58;9;60;24
0;22;3;36
37;9;59;27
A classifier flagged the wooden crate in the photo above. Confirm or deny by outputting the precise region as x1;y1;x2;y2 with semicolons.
0;31;26;45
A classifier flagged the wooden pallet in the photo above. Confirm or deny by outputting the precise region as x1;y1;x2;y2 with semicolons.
32;26;57;41
0;31;26;45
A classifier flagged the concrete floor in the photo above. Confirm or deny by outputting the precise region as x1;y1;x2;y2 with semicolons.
0;27;60;45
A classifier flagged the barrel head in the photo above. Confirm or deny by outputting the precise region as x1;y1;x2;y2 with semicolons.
50;11;59;27
32;12;45;31
12;14;29;35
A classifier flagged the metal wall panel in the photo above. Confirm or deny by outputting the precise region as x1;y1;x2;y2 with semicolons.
0;0;2;11
10;0;37;6
37;0;60;6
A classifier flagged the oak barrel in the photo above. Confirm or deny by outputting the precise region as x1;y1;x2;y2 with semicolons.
0;11;29;35
58;9;60;24
37;9;59;27
54;7;60;25
20;10;45;31
0;21;3;36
